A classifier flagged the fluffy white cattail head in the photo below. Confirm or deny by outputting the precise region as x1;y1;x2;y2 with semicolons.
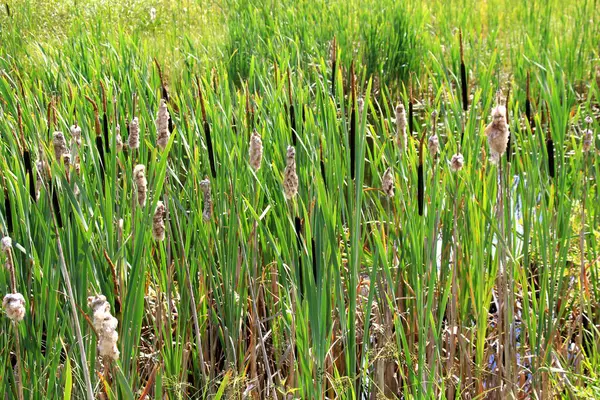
152;201;166;241
70;124;82;146
87;295;119;361
428;135;439;156
3;293;25;322
129;117;140;149
450;153;464;172
249;130;263;171
382;167;394;198
53;131;68;162
583;129;593;153
156;99;170;150
283;146;298;200
116;124;123;152
199;179;213;222
395;103;408;153
485;104;509;162
1;236;12;253
133;164;147;207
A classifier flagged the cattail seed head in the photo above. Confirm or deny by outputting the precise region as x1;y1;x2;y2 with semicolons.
428;134;439;156
116;124;123;152
382;167;394;198
152;201;166;241
1;236;12;253
129;117;140;149
133;164;147;207
450;153;464;172
53;131;68;162
156;99;170;150
249;130;263;171
3;293;25;322
63;153;72;168
395;103;407;153
199;178;213;222
283;146;298;200
358;98;365;114
485;105;509;164
70;124;82;146
88;295;119;361
583;128;593;153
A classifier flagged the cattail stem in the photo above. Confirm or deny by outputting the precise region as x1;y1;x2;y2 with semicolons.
100;81;110;153
288;70;297;146
506;86;512;162
331;36;337;97
349;62;356;180
197;79;216;178
418;133;425;216
459;29;468;112
526;71;532;131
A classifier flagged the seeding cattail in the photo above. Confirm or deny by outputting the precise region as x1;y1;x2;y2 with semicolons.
283;146;298;200
152;201;166;241
199;178;213;222
133;164;147;207
583;116;594;153
53;132;68;162
88;295;120;361
3;293;25;322
428;134;439;156
382;167;394;198
249;130;263;171
129;117;140;149
485;104;510;164
115;124;123;152
156;99;170;150
395;103;408;153
358;97;365;115
1;236;11;253
450;153;464;172
70;124;82;146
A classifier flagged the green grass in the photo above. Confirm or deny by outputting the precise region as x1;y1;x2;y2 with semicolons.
0;0;599;398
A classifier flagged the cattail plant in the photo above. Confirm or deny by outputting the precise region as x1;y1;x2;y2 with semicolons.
17;103;36;201
288;69;297;146
199;178;213;222
428;134;439;157
2;236;25;400
129;117;140;150
283;146;298;200
583;116;594;153
485;103;510;164
52;131;68;162
349;62;357;179
396;103;408;154
133;164;147;207
526;71;532;131
330;36;337;96
450;153;464;172
546;107;555;179
197;78;216;177
249;129;263;171
152;201;166;241
85;95;106;186
382;167;394;198
88;295;120;361
70;123;82;160
100;81;110;154
115;124;123;152
418;133;425;216
156;98;170;150
459;28;468;111
2;292;25;322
